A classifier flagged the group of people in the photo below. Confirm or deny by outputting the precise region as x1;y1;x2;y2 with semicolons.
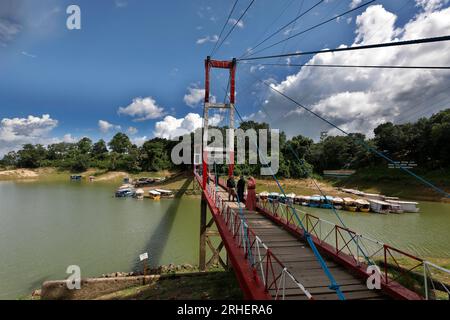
226;174;256;211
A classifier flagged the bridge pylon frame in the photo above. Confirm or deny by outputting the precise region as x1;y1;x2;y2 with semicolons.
199;57;237;272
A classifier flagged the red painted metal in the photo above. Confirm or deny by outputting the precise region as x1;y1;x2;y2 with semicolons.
194;173;270;300
255;202;424;300
203;57;236;178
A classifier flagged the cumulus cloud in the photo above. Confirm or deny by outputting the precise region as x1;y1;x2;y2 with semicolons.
118;97;165;121
196;34;218;45
98;120;121;133
416;0;449;12
0;18;21;44
154;113;223;139
132;136;148;147
260;4;450;139
0;114;58;155
183;86;216;107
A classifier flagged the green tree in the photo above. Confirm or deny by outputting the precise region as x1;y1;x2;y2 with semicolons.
17;144;47;168
92;139;108;159
108;133;132;154
77;137;93;155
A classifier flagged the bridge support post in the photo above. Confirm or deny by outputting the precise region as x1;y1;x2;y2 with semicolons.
199;194;207;271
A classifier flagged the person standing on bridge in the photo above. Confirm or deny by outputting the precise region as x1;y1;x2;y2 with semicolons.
246;176;256;211
227;175;236;202
237;175;246;203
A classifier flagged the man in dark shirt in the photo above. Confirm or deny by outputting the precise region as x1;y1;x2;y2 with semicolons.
237;175;246;203
226;175;236;201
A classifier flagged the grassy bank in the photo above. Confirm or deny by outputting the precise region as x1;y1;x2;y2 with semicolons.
96;271;242;300
2;166;449;202
330;166;450;203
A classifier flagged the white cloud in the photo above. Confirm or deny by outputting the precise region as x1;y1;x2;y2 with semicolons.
0;114;58;155
196;34;218;45
98;120;121;133
62;134;77;143
154;112;224;139
416;0;449;12
21;51;37;58
127;127;138;135
154;113;203;139
183;86;216;107
350;0;363;9
0;18;21;44
118;97;165;121
132;136;147;147
228;18;244;29
262;4;450;139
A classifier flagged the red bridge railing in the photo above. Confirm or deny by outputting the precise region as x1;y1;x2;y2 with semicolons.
256;197;450;300
205;181;313;300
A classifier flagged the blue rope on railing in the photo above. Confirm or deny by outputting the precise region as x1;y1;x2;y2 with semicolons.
233;105;346;300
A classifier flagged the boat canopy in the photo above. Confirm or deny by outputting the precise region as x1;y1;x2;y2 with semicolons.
149;190;161;196
155;189;173;195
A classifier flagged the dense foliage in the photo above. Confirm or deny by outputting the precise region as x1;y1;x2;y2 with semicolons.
1;109;449;175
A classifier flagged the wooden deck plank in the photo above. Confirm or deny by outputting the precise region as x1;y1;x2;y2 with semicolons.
209;182;390;300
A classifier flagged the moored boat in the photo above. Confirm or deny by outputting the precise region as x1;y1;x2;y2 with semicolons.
70;175;82;181
258;191;269;202
268;192;280;202
355;199;370;212
308;196;321;208
148;190;161;200
386;200;419;213
155;189;174;199
134;188;145;200
368;199;391;214
332;197;344;210
343;198;357;212
320;196;334;209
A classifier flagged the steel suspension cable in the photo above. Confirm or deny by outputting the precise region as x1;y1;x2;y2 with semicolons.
242;0;375;59
255;77;450;198
238;35;450;61
240;0;324;59
212;0;256;57
241;62;450;70
210;0;240;57
232;103;346;300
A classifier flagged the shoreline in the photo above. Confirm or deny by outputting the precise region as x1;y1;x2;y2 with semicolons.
1;167;449;203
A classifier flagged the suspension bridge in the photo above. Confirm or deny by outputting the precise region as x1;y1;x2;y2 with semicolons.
193;0;450;300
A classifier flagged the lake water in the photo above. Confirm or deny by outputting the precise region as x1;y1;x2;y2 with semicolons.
0;180;200;299
0;180;449;299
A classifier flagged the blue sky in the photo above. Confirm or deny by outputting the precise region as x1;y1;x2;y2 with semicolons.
1;0;449;154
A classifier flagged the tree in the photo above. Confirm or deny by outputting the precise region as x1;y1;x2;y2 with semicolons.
77;137;93;155
92;139;108;159
108;133;132;154
1;151;18;167
17;144;47;168
140;139;172;172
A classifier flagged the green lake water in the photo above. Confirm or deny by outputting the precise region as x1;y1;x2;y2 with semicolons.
0;180;449;299
0;180;199;300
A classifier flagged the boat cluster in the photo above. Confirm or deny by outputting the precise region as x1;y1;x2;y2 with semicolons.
114;176;174;200
257;190;419;214
114;183;174;200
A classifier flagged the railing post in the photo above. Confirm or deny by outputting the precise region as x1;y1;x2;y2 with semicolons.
356;235;360;266
199;193;207;271
335;227;338;254
423;261;429;300
384;245;388;284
